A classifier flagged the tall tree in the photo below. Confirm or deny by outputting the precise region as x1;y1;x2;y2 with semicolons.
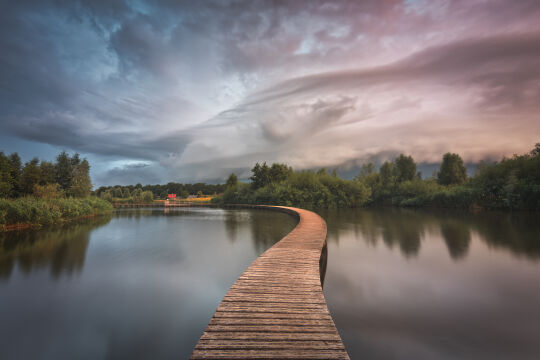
394;154;416;182
269;163;292;183
250;162;271;189
380;161;395;187
0;152;13;197
55;151;72;190
21;158;42;194
359;163;376;177
68;158;92;197
437;153;467;185
39;160;56;184
8;153;22;196
225;173;238;189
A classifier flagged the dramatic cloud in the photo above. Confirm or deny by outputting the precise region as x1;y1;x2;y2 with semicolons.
1;0;539;184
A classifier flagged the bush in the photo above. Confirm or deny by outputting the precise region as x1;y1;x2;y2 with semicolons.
213;171;370;209
0;197;113;228
33;184;64;199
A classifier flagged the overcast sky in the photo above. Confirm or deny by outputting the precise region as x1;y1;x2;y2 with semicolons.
1;0;539;186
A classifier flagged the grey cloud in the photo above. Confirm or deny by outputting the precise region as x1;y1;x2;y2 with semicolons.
2;0;540;185
95;162;165;186
247;32;540;112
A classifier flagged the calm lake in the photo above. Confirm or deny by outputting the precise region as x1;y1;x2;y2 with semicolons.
0;208;296;360
1;207;539;360
321;208;540;360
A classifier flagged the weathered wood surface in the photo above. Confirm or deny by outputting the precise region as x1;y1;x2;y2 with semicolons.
191;206;350;360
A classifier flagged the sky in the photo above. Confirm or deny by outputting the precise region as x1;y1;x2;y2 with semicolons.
1;0;539;186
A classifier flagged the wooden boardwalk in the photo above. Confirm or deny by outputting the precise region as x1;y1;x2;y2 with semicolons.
191;206;350;360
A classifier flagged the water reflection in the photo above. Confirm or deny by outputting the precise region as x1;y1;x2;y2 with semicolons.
322;208;540;360
440;219;471;260
320;208;540;261
0;208;297;360
248;210;297;253
0;216;112;279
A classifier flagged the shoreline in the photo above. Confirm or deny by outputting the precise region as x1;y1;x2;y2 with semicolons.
0;213;110;232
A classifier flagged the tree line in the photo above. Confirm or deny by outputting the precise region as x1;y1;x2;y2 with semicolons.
216;162;371;208
0;151;92;198
94;182;225;201
215;144;540;210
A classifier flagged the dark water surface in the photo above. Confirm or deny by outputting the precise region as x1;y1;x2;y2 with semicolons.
2;207;539;360
321;208;540;360
0;208;297;360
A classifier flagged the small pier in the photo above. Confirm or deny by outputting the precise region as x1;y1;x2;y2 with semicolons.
191;206;350;359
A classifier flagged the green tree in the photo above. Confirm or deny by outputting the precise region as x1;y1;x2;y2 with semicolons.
225;173;238;189
39;161;56;184
355;163;379;192
113;186;123;198
70;153;81;167
359;163;376;177
141;190;153;202
250;162;271;189
437;153;467;185
132;188;143;201
100;189;113;202
21;158;42;194
8;153;22;196
269;163;292;183
380;161;395;187
55;151;72;190
0;152;13;197
69;159;92;197
394;154;416;182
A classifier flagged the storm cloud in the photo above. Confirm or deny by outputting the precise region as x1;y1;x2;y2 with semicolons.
1;0;539;184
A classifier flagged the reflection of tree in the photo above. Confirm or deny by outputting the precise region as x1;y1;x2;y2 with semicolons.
440;221;471;260
224;211;240;243
0;216;112;279
321;207;540;261
322;208;424;258
470;212;540;260
249;210;297;253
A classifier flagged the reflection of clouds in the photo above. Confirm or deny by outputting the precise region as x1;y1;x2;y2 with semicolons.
0;208;297;359
323;208;540;360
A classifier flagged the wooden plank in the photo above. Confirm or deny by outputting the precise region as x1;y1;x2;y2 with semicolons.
191;206;350;359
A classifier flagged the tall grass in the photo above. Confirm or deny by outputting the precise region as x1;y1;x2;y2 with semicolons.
0;197;113;228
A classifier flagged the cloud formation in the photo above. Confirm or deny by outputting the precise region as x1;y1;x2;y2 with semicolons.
1;0;539;184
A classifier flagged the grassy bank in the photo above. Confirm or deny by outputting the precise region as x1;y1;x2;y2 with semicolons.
0;197;113;230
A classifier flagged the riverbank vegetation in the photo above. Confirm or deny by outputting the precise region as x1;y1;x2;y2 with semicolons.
94;183;224;201
214;144;540;210
214;163;371;209
0;151;112;229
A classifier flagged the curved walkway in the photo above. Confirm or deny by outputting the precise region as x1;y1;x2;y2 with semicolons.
191;206;350;359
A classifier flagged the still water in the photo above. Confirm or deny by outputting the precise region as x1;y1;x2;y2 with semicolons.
322;208;540;360
0;208;297;360
1;207;539;360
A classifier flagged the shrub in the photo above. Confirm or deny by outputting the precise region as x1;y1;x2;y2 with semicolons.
0;197;113;227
